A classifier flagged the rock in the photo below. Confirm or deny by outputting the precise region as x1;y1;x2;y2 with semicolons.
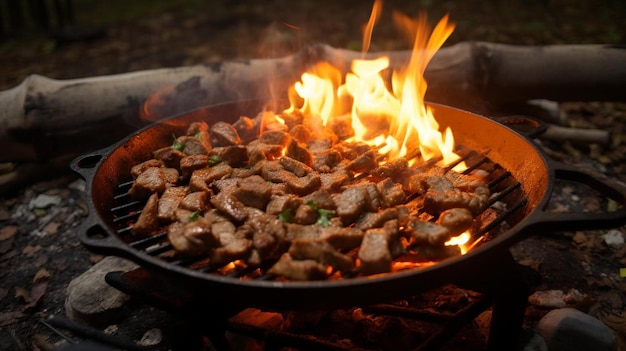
522;332;548;351
528;289;586;309
65;256;138;327
138;328;162;347
28;194;63;209
536;308;617;351
602;229;624;249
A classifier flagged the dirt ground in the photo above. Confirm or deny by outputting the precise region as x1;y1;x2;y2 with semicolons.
1;0;626;350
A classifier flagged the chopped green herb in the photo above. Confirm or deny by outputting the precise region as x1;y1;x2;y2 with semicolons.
621;268;626;278
188;212;200;221
316;208;336;227
306;200;318;210
171;135;185;151
195;132;203;140
278;209;293;223
608;199;618;212
208;154;221;166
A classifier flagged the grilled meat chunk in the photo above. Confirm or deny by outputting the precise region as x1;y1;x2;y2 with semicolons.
158;186;189;222
210;121;242;147
319;226;364;250
180;191;210;213
288;239;354;272
128;167;176;200
210;192;248;222
231;175;272;210
167;217;218;255
376;178;406;208
259;130;291;147
131;159;164;179
286;172;321;196
280;156;313;177
153;146;186;168
131;193;160;236
358;230;392;275
436;208;473;236
333;186;368;226
178;135;212;155
424;189;488;216
189;164;233;192
180;154;210;179
407;220;451;246
286;139;313;166
268;253;328;281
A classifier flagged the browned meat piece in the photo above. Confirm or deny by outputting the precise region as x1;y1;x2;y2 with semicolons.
334;141;371;161
279;110;304;130
268;253;328;281
260;161;297;183
407;220;451;246
286;172;321;196
232;116;258;143
210;121;242;147
248;214;288;261
162;168;180;184
189;164;233;192
358;231;392;275
210;145;248;166
231;167;255;178
284;223;322;241
406;174;453;194
131;193;160;236
186;121;210;136
178;135;211;155
369;159;409;181
210;192;248;222
158;186;189;222
231;175;272;210
319;226;364;250
259;130;292;147
266;194;302;216
320;169;351;191
180;191;210;213
445;171;488;193
130;159;164;179
376;178;406;208
153;146;186;168
436;208;473;236
128;167;169;200
332;186;368;225
285;139;313;166
288;239;354;272
180;154;209;179
247;141;285;164
279;156;313;177
345;150;377;173
302;190;335;211
293;204;318;225
363;182;383;211
355;208;399;230
326;113;354;141
424;189;488;216
289;124;313;144
259;111;289;133
167;217;218;255
208;220;253;266
311;149;342;173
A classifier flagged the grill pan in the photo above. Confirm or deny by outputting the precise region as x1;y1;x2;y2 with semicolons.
71;99;626;310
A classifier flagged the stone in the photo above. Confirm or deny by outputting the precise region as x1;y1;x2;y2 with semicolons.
65;256;138;327
536;308;617;351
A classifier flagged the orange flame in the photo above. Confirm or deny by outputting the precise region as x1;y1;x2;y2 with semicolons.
286;3;463;169
444;232;471;254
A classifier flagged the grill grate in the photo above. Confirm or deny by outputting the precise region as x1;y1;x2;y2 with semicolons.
109;145;528;281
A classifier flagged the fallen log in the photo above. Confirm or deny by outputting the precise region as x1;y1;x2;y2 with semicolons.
1;42;625;163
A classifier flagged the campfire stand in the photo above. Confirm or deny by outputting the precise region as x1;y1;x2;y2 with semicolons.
104;247;532;351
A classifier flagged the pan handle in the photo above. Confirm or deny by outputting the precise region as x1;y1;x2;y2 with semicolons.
525;161;626;232
77;221;137;259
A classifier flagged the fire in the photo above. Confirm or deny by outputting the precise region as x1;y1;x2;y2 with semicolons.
444;232;471;254
285;2;463;169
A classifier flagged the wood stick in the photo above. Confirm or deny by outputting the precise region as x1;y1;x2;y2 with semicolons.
540;124;611;145
0;42;625;162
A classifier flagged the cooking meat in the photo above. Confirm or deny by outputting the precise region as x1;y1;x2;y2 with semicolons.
358;230;392;275
127;105;495;281
407;220;451;246
288;239;354;272
131;193;160;236
158;186;188;222
128;167;177;200
280;156;313;177
436;208;473;236
268;253;328;281
167;217;218;255
210;121;242;147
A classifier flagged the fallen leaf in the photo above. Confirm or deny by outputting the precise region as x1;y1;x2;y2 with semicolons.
0;238;13;254
42;222;60;235
27;281;48;309
33;269;50;283
34;255;48;267
572;231;588;246
14;287;32;304
0;288;7;302
0;225;18;240
0;311;25;327
22;245;42;256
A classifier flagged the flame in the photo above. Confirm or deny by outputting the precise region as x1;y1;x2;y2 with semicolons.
444;232;471;254
285;3;464;169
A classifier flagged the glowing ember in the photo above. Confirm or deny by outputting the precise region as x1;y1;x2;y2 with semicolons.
444;232;471;254
285;2;464;170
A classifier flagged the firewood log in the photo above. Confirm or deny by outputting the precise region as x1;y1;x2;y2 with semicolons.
0;42;625;163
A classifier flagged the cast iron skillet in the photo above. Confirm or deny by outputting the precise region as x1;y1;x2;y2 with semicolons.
71;99;626;310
